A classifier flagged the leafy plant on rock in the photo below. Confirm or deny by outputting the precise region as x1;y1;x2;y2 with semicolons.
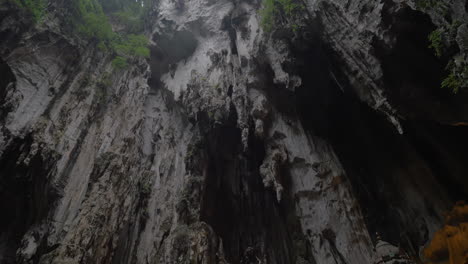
428;29;443;57
111;56;128;69
2;0;46;22
442;64;468;94
260;0;304;33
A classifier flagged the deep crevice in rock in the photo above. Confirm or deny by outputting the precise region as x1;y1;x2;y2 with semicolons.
403;121;468;198
374;4;468;122
0;59;15;121
291;20;468;259
221;14;239;55
0;135;59;263
200;123;300;264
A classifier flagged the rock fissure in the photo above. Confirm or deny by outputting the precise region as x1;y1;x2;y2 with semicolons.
1;0;468;263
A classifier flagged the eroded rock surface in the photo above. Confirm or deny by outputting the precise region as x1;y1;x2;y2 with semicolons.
1;0;468;263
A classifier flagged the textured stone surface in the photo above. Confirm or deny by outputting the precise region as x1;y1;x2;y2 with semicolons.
1;0;468;263
423;202;468;264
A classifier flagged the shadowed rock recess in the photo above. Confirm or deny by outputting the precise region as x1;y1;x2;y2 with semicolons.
1;0;468;263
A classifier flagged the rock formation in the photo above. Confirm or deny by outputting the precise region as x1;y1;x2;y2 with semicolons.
0;0;467;263
423;202;468;264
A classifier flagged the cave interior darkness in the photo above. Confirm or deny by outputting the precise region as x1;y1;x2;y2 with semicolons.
196;5;468;262
1;2;468;263
292;4;468;257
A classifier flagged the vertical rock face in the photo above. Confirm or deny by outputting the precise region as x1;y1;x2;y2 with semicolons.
0;0;467;264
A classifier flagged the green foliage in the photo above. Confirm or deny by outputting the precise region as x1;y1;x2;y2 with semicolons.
291;23;299;33
3;0;151;69
23;0;45;21
68;0;116;43
441;65;468;94
101;0;149;33
442;72;461;93
114;34;150;58
260;0;276;32
78;11;114;41
415;0;450;18
67;0;150;48
97;41;108;52
111;56;128;69
3;0;46;22
260;0;303;32
67;0;149;40
427;21;466;94
278;0;302;15
428;29;443;57
428;21;461;58
65;0;150;68
415;0;446;10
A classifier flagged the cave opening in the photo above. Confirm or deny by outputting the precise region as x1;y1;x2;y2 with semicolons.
148;30;198;89
374;5;467;121
292;36;422;255
0;136;58;263
371;4;468;201
403;121;468;199
0;59;15;121
200;115;298;263
290;9;468;258
0;59;14;98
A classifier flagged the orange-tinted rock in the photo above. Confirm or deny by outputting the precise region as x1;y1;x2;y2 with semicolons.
423;202;468;264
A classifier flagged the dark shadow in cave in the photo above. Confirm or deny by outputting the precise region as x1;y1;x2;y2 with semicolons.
403;121;468;197
0;59;15;121
0;135;59;264
148;30;198;89
374;4;468;122
199;110;302;264
290;5;468;258
0;59;14;99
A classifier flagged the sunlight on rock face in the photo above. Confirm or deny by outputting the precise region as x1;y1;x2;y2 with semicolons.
423;202;468;264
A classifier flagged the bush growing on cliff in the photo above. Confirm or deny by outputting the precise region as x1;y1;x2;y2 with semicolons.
3;0;150;68
260;0;304;32
442;65;468;94
442;72;462;93
427;21;466;93
67;0;150;68
68;0;116;43
21;0;45;21
428;29;443;57
2;0;46;22
111;56;128;69
428;21;462;59
260;0;276;32
114;34;150;58
415;0;446;10
110;34;150;69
